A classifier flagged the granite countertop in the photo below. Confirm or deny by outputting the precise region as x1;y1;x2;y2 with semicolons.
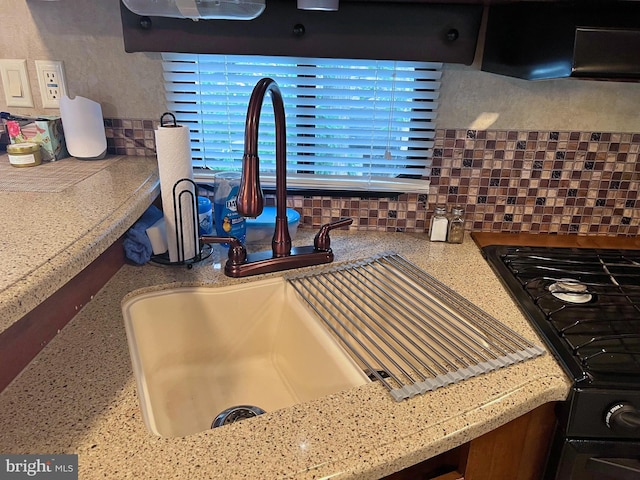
0;154;160;334
0;196;573;480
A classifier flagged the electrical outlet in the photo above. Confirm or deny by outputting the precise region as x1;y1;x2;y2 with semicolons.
35;60;67;109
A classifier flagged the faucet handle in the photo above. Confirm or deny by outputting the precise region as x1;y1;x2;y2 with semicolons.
199;235;247;266
314;218;353;252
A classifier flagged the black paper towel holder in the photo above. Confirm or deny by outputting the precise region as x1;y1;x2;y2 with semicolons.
151;177;213;268
160;112;178;128
152;113;213;268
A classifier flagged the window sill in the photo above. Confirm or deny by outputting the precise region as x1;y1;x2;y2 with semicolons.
193;170;430;195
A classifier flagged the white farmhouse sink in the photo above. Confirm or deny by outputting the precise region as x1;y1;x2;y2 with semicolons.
122;277;370;438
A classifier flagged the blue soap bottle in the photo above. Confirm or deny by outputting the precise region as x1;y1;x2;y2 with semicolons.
213;172;246;245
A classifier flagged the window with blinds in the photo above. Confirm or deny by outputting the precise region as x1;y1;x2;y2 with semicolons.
161;53;441;193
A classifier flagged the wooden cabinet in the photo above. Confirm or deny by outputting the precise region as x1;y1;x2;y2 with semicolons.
384;402;557;480
0;235;127;393
120;0;483;65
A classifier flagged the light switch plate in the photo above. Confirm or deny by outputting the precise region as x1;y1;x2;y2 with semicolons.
0;59;34;108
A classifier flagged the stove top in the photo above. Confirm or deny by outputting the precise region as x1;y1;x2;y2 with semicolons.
482;245;640;390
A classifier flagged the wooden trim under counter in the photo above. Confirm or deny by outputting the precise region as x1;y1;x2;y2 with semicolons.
0;237;126;393
383;402;557;480
472;233;640;250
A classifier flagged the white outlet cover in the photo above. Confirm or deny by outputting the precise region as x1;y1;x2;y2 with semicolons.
35;60;67;109
0;59;34;108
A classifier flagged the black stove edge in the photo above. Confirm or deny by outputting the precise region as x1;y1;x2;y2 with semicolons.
480;245;593;385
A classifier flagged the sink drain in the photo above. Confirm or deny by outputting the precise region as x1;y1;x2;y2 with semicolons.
211;405;266;428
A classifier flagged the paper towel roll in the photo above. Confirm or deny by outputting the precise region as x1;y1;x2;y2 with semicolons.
154;122;198;262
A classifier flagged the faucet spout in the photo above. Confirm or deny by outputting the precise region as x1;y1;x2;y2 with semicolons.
237;77;291;257
219;77;352;278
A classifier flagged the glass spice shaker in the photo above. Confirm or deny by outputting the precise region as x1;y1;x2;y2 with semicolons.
447;205;465;244
429;204;449;242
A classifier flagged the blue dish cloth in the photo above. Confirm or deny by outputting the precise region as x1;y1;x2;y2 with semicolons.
123;205;164;265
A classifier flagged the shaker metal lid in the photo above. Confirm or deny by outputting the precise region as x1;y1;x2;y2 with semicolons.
7;142;40;154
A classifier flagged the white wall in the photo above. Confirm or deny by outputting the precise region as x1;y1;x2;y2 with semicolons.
1;0;640;133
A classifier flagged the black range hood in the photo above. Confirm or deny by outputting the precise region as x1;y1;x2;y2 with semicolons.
481;1;640;81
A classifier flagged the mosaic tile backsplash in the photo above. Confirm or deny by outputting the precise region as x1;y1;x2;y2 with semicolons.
105;119;639;237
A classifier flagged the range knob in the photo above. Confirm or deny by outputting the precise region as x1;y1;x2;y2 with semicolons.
605;402;640;432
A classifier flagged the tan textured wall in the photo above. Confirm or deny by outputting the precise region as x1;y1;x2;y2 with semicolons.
440;64;640;132
0;0;164;119
1;0;640;131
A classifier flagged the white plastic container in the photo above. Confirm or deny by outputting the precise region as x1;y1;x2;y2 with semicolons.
59;95;107;160
121;0;265;20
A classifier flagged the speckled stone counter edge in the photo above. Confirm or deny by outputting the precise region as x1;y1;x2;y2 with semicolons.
0;155;160;332
0;228;573;480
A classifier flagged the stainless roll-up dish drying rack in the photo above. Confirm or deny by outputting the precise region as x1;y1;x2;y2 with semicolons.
287;252;545;401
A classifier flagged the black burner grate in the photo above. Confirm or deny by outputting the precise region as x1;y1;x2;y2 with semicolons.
483;246;640;387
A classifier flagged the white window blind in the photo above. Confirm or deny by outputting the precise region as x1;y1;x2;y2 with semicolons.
161;53;441;193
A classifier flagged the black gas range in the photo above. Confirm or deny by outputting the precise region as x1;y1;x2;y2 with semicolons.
482;245;640;480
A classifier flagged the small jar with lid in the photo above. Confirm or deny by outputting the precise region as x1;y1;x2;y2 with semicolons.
7;142;42;168
429;204;449;242
447;205;465;244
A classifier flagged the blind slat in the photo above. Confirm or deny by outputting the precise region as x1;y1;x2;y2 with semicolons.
162;53;439;192
166;108;439;122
